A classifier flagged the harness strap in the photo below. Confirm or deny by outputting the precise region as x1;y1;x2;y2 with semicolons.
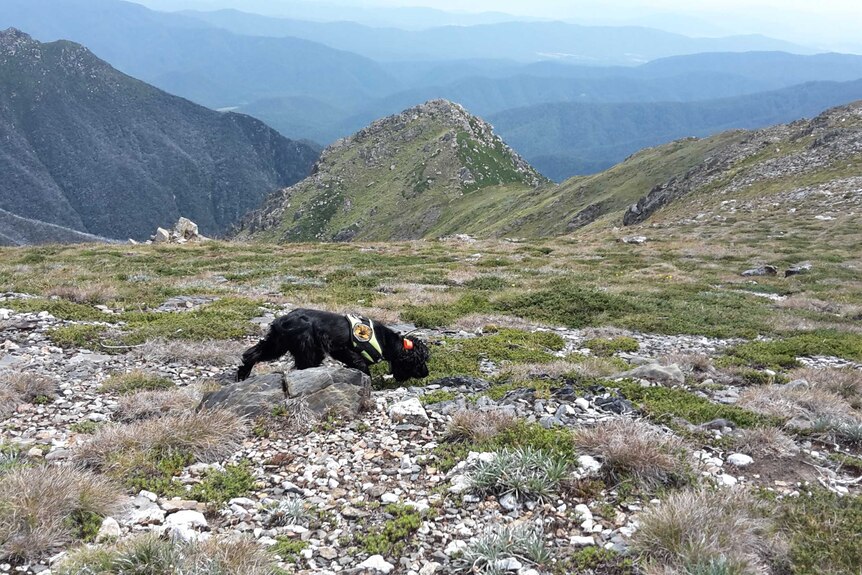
346;314;384;364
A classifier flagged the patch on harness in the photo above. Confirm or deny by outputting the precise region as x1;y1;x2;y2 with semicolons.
353;323;373;342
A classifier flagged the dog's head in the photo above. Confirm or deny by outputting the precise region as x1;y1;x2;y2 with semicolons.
390;336;431;382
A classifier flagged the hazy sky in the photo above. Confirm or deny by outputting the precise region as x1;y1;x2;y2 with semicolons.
382;0;861;43
138;0;862;51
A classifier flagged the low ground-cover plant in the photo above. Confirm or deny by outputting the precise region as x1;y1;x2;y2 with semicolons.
100;370;174;394
455;523;551;573
428;328;566;378
56;534;279;575
726;331;862;369
468;446;571;502
0;465;124;561
775;487;862;575
615;380;777;428
585;336;640;357
355;503;424;557
189;462;256;505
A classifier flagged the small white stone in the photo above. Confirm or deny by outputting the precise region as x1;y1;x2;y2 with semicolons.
577;455;601;474
444;540;467;556
96;517;121;542
357;555;395;573
389;398;429;425
574;398;590;411
492;557;523;571
164;510;207;529
499;492;519;511
718;474;738;487
381;493;400;504
571;535;595;546
727;453;754;467
419;562;441;575
574;503;593;522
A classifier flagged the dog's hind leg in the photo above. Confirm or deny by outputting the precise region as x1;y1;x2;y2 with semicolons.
236;335;289;381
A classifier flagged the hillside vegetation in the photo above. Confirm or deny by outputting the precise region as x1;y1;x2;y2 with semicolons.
234;100;546;242
0;29;318;243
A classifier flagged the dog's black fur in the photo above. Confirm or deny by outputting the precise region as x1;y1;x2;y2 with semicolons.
236;308;430;382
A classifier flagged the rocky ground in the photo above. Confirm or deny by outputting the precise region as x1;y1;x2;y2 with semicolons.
1;293;861;575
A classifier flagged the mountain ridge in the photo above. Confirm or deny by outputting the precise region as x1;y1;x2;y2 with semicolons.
233;100;547;242
0;28;318;242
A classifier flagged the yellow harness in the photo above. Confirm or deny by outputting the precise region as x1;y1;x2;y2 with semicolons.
347;314;384;364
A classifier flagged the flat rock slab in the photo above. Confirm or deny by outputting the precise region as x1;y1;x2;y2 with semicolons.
199;373;286;418
199;367;370;418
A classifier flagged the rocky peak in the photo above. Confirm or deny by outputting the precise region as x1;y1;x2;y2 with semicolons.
235;100;548;242
0;28;38;59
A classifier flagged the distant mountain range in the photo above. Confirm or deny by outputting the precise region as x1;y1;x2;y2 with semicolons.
4;0;862;183
490;78;862;180
0;29;317;244
178;8;811;63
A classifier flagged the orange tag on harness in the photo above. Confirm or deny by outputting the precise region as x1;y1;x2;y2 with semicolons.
403;339;414;350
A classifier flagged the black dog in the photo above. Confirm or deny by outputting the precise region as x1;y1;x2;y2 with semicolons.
236;308;430;382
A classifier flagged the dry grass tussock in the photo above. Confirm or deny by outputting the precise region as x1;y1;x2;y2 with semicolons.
788;367;862;409
657;353;714;375
134;338;246;366
115;387;203;422
730;427;799;459
581;326;633;340
738;384;860;425
0;465;124;561
632;488;778;575
574;419;690;488
56;534;278;575
45;283;119;305
0;372;58;416
445;410;518;443
76;409;245;470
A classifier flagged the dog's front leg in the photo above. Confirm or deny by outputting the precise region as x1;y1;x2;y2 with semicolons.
330;349;372;376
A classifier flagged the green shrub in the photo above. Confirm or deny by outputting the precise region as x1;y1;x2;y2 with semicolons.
428;329;565;378
5;298;107;321
272;537;308;562
585;336;640;356
356;504;423;556
777;488;862;574
726;331;862;369
101;371;174;394
494;284;636;328
615;380;777;428
189;463;255;505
